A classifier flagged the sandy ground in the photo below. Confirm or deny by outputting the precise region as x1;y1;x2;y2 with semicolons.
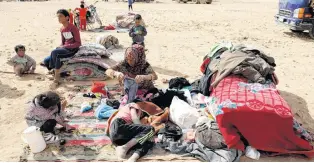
0;0;314;161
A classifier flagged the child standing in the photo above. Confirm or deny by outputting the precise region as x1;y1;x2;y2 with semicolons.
75;5;88;31
25;91;74;144
7;45;36;77
68;9;74;24
129;14;147;47
128;0;133;11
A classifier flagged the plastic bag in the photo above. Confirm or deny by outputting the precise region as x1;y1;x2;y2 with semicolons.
169;96;200;129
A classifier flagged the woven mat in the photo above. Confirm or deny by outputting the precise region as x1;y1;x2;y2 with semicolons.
20;86;194;162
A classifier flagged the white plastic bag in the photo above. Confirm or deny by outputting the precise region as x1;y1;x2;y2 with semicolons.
170;96;200;129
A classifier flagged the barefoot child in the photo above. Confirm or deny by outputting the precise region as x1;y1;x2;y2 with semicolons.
7;45;36;77
129;14;147;47
107;103;155;162
25;91;74;144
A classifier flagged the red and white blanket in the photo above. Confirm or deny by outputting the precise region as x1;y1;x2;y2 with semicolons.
209;75;314;158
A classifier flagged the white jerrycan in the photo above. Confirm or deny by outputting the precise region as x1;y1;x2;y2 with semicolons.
21;126;47;153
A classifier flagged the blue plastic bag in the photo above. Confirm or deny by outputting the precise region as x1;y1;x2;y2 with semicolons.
95;104;117;119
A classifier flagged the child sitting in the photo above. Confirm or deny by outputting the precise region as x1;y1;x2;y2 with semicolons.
25;91;74;144
106;100;169;162
107;102;155;162
7;45;36;77
129;14;147;47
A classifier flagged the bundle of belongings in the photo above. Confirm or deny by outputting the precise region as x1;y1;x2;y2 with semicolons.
115;12;146;29
96;35;121;49
59;43;121;81
190;41;314;159
105;83;243;162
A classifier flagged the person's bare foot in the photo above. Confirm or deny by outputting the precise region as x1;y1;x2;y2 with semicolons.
126;153;140;162
115;146;128;159
50;80;60;90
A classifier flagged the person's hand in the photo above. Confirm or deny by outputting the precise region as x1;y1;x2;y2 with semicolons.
137;31;142;35
135;75;146;84
61;100;68;111
65;124;76;132
114;71;124;82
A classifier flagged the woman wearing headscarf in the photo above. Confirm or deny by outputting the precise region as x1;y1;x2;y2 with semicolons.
105;44;157;89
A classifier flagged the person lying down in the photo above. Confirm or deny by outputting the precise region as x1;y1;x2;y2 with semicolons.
106;101;169;162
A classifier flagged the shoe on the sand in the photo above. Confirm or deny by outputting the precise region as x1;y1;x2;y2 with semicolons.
43;133;66;145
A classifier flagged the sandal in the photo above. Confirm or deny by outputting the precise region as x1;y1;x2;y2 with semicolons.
39;62;46;67
43;133;66;145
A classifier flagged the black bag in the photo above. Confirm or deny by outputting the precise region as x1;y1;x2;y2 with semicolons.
169;77;191;90
158;122;183;141
199;68;212;96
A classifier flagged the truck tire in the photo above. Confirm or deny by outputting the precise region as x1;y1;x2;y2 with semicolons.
309;27;314;39
206;0;212;4
290;29;303;33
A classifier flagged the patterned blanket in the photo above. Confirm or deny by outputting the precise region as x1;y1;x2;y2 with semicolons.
208;75;314;158
20;87;187;162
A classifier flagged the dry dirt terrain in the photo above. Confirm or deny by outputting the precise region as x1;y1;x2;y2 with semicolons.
0;0;314;161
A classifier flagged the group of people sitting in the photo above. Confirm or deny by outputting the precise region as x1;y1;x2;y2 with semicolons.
16;5;157;162
8;7;148;88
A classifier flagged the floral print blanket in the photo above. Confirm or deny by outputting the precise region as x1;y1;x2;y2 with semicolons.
207;75;314;158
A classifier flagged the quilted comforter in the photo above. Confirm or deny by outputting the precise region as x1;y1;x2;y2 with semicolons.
208;75;314;158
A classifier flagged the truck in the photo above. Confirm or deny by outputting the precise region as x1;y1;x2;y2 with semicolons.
175;0;212;4
275;0;314;39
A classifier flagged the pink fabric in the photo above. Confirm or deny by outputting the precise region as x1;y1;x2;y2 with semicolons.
114;103;142;124
119;89;148;107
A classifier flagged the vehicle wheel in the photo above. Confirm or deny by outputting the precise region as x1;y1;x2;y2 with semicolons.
96;16;102;27
74;17;80;29
206;0;212;4
309;27;314;39
290;29;304;33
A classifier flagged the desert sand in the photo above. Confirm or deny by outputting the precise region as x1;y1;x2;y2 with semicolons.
0;0;314;161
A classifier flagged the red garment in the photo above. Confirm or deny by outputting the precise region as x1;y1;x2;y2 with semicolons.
200;58;210;74
91;81;107;96
104;25;116;30
80;18;87;30
75;8;88;20
61;23;81;49
210;75;314;158
69;13;74;24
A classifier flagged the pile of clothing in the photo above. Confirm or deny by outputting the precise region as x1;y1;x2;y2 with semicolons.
106;76;242;162
116;12;146;29
75;43;113;58
190;42;314;159
96;35;120;49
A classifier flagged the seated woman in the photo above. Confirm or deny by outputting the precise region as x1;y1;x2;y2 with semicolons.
42;9;81;86
105;44;157;99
